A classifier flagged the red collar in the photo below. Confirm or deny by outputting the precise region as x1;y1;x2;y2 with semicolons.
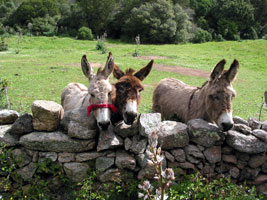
87;104;117;116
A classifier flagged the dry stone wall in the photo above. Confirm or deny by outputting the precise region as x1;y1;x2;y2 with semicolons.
0;100;267;193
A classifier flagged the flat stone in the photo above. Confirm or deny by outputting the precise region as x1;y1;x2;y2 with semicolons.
32;100;64;131
114;120;139;138
75;151;103;162
97;129;123;152
184;144;205;159
98;168;129;183
95;156;114;172
248;154;267;168
222;146;233;154
248;117;262;130
165;151;175;163
115;150;136;170
139;113;161;137
222;154;237;164
0;110;19;125
130;135;147;154
252;129;267;143
171;149;186;162
124;137;132;151
204;146;221;163
187;119;225;147
58;153;75;163
0;125;19;146
63;162;90;182
226;130;267;153
39;152;57;162
233;124;252;135
236;160;247;169
12;148;32;167
239;167;261;181
262;121;267;132
233;116;248;126
158;121;189;149
16;162;37;181
235;151;250;161
19;131;96;152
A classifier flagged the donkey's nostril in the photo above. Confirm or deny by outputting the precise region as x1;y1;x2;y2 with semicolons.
125;112;137;125
98;121;110;130
221;123;233;131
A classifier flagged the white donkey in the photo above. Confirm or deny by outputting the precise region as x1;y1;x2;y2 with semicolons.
61;52;115;130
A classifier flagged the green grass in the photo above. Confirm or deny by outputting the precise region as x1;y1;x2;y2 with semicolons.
0;36;266;121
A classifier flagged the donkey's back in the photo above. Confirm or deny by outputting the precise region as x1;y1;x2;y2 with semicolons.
152;78;196;122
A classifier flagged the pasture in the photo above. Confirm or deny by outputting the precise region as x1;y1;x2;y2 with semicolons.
0;36;266;121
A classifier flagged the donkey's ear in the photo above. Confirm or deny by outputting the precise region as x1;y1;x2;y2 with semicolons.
223;59;239;82
113;64;125;79
134;60;154;81
101;52;114;79
210;59;226;81
81;55;95;81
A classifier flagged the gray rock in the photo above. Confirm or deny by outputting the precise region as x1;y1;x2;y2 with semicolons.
0;109;19;125
97;129;123;152
252;129;267;143
236;160;247;169
226;130;267;153
177;162;195;171
124;137;132;151
130;135;147;154
114;120;139;138
75;152;103;162
215;163;231;173
222;154;237;164
251;174;267;185
248;154;267;168
32;100;64;131
239;167;260;181
63;162;90;182
233;124;252;135
9;114;33;136
12;148;32;167
115;150;136;170
248;117;262;130
16;162;37;181
230;166;240;179
58;153;75;163
186;155;200;164
19;131;96;152
158;121;189;149
95;156;114;172
98;168;134;183
262;121;267;132
233;116;248;126
201;163;215;175
137;164;156;180
204;146;221;163
171;149;186;162
261;162;267;173
136;151;150;168
187;119;225;147
0;125;19;146
139;113;161;137
235;151;250;161
184;144;205;159
222;146;233;154
61;108;97;139
39;152;57;162
164;151;175;163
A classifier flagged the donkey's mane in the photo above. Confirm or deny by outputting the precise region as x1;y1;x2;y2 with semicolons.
125;68;135;75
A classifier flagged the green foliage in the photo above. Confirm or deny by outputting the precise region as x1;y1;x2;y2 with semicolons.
0;78;9;108
31;15;59;36
77;26;93;40
96;34;107;54
192;28;212;43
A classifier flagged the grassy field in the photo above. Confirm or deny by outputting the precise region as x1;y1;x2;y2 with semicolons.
0;36;266;121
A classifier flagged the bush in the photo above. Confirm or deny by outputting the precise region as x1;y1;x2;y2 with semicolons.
31;15;59;36
192;28;212;43
213;33;225;41
77;26;93;40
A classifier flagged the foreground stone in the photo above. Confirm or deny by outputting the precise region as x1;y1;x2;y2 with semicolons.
9;114;33;135
0;110;19;125
32;100;64;131
63;162;90;182
97;129;123;152
19;131;96;152
252;129;267;143
0;125;19;146
115;150;136;170
114;121;139;138
139;113;161;137
95;156;114;172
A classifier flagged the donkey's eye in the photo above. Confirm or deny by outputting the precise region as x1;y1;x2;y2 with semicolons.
90;93;95;98
138;88;143;92
108;92;111;96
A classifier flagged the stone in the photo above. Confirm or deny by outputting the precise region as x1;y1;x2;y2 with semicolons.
222;154;237;164
9;114;33;136
187;119;225;147
226;130;267;153
204;146;221;163
19;131;96;152
158;121;189;149
186;155;200;164
262;121;267;132
115;150;136;170
139;113;161;137
177;162;195;171
239;167;260;181
252;129;267;143
236;160;247;169
262;162;267;173
222;146;233;154
32;100;64;131
230;166;239;179
235;152;250;161
248;154;267;168
0;109;19;125
39;152;57;162
130;135;147;154
171;149;186;162
136;151;150;168
95;156;114;172
63;162;90;182
58;153;75;163
16;162;37;181
114;120;139;138
164;151;175;163
201;163;215;175
124;137;132;151
252;174;267;185
75;152;103;162
12;148;32;167
97;130;123;152
61;108;97;139
137;164;156;180
184;144;205;159
98;168;129;183
233;124;252;135
256;183;267;194
233;116;248;126
0;125;19;146
215;163;231;173
248;117;262;130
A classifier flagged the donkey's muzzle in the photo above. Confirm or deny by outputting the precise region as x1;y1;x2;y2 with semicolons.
124;112;137;125
98;121;110;130
221;122;233;131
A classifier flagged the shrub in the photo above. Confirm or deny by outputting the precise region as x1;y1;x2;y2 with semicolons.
192;28;212;43
213;33;225;42
77;26;93;40
96;34;107;54
31;15;59;36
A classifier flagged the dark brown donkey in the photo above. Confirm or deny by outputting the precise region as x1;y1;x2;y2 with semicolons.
153;59;239;131
111;60;154;125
